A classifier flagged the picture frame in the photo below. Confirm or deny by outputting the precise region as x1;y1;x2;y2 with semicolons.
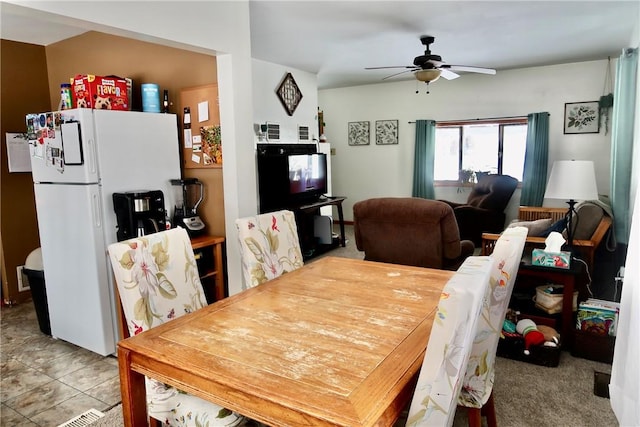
348;121;370;146
375;119;399;145
564;101;599;134
276;72;303;116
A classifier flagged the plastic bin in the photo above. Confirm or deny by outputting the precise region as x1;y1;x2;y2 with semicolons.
23;248;51;336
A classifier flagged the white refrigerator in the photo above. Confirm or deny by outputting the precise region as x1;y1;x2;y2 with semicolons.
26;109;181;355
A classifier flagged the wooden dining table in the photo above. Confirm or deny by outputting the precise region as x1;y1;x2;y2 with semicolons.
117;256;453;426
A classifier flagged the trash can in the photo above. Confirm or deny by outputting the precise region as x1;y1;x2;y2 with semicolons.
23;248;51;336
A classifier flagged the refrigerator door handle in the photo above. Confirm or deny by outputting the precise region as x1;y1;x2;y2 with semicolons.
92;192;102;228
88;138;97;175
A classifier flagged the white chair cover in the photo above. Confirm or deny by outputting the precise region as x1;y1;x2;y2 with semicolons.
235;210;303;289
458;226;528;409
406;256;493;427
108;228;245;426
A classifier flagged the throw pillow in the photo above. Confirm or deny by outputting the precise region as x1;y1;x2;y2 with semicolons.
507;218;553;236
540;218;567;238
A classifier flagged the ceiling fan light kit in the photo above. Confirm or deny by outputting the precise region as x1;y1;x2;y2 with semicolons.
414;69;441;82
364;35;496;91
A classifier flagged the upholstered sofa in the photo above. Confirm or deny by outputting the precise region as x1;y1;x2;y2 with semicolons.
481;203;613;274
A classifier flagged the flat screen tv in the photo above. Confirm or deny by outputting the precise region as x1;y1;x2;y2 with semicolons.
288;153;327;198
257;149;328;213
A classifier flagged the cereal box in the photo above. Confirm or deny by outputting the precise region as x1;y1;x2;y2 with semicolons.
70;74;130;110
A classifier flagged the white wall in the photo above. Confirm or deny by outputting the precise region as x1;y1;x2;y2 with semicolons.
319;59;613;222
252;60;337;216
252;59;319;143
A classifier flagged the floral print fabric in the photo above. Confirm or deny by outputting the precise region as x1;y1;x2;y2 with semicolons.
406;256;493;426
108;228;245;426
235;210;304;289
458;226;527;409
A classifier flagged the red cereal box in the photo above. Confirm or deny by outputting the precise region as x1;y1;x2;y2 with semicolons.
70;75;130;110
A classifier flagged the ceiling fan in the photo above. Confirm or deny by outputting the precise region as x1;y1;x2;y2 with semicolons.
365;35;497;84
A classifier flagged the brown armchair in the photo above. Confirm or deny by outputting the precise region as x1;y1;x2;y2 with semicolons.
353;197;475;270
440;174;518;245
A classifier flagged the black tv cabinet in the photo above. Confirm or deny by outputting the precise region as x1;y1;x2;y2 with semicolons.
291;196;346;260
256;143;343;259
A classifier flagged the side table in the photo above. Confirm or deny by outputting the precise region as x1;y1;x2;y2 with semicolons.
516;256;583;350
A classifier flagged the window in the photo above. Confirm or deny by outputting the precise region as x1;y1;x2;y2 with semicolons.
434;119;528;182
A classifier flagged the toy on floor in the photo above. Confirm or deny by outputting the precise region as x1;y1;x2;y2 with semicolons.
537;324;560;347
516;319;546;355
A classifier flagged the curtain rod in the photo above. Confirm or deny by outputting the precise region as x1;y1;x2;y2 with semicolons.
407;114;547;124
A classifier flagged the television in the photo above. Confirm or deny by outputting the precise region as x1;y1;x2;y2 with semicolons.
288;153;327;197
257;150;328;213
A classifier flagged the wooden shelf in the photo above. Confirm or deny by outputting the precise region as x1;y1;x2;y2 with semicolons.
190;235;226;303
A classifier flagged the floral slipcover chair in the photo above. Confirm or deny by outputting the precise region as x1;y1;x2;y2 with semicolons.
406;256;494;427
458;226;528;427
235;210;304;289
406;226;527;427
107;228;245;426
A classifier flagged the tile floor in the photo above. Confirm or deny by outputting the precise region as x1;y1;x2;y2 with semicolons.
1;302;121;426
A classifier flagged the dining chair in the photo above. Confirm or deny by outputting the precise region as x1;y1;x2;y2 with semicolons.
235;209;304;289
406;256;494;427
107;227;245;427
457;226;528;427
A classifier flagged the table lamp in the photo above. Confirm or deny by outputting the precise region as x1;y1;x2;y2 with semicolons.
544;160;598;248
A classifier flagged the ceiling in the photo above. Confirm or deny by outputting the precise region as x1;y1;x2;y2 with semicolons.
2;1;639;90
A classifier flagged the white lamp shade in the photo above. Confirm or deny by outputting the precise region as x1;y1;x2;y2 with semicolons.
544;160;599;201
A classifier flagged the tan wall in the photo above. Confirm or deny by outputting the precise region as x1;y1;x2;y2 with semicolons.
45;31;224;236
1;32;224;303
1;40;50;304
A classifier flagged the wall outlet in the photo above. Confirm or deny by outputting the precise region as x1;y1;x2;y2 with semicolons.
16;265;30;292
330;148;336;155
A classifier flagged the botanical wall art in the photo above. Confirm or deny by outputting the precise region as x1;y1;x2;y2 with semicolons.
376;120;399;145
564;101;600;134
200;125;222;164
348;121;370;146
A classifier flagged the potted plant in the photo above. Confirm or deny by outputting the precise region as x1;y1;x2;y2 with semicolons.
459;169;475;184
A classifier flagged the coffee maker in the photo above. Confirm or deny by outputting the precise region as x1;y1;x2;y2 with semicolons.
113;190;166;241
171;178;206;236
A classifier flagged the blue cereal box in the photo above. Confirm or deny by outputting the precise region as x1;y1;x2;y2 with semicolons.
532;249;571;269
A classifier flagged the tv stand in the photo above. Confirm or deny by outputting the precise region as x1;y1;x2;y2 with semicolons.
291;196;346;259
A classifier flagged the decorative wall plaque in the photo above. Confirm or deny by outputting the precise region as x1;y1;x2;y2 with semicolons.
276;73;303;116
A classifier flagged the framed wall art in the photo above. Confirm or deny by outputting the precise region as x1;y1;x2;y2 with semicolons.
375;120;399;145
564;101;599;134
348;121;370;146
276;72;303;116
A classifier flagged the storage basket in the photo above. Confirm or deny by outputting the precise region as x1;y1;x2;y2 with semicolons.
534;285;578;315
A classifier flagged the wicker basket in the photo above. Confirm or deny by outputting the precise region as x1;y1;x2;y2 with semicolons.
534;285;578;314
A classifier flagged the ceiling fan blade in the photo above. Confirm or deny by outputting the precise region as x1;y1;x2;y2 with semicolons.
365;65;415;70
439;69;460;80
382;69;416;80
442;64;496;75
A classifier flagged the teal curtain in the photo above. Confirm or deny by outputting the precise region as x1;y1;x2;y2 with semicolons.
519;112;550;206
610;48;638;245
412;120;436;199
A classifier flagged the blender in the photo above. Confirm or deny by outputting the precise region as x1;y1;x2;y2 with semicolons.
171;178;206;236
